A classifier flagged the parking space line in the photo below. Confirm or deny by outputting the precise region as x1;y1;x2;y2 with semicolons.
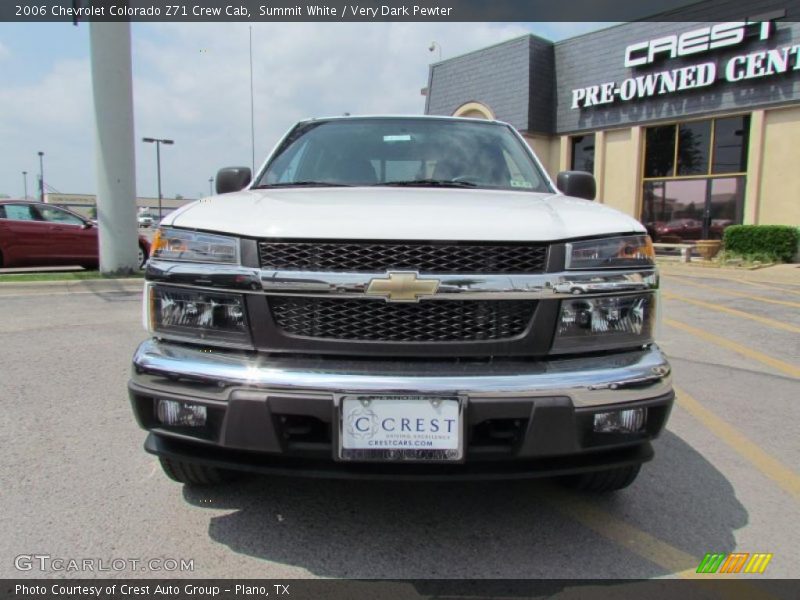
733;278;800;297
675;387;800;503
548;492;776;598
0;290;142;299
662;293;800;335
666;278;800;309
661;272;800;295
547;489;701;577
664;319;800;379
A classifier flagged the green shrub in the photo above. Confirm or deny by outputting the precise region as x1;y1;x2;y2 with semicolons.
722;225;799;262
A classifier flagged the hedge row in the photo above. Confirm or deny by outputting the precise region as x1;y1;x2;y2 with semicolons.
722;225;799;262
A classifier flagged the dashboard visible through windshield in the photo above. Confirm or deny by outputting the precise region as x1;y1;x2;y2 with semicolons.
253;118;552;193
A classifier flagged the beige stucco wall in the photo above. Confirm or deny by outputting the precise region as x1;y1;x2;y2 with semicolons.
596;127;642;217
547;136;562;181
754;105;800;226
522;134;559;180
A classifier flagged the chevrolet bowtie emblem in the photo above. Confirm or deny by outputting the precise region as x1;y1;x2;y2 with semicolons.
366;272;440;302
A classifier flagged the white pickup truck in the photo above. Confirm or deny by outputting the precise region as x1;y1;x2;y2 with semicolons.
128;116;673;491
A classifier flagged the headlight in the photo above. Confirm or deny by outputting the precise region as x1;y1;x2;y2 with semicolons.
566;235;654;270
151;227;239;264
551;293;656;353
147;284;251;347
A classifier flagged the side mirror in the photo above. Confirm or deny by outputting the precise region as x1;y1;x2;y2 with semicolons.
81;221;94;229
556;171;596;201
215;167;252;194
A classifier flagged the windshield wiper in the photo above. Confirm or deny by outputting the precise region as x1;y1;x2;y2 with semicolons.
376;179;478;188
251;181;353;188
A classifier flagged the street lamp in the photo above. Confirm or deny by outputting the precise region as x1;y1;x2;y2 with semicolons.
37;151;44;202
142;137;174;220
208;177;213;196
22;171;28;199
428;41;442;61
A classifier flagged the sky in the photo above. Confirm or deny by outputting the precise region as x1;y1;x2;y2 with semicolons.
0;21;609;200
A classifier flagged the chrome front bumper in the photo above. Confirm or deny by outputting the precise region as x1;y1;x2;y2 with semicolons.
131;339;671;408
129;340;673;478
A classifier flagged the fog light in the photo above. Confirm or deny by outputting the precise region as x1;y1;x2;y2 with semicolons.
593;408;646;433
156;399;207;427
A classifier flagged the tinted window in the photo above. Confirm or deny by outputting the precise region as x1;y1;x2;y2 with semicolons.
641;177;745;242
3;204;38;221
644;126;676;178
708;177;745;234
570;134;595;173
38;205;84;226
256;118;551;192
712;116;750;174
677;121;711;176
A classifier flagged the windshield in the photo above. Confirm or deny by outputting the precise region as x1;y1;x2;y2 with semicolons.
253;118;552;193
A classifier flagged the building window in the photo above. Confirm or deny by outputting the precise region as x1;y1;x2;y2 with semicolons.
644;126;675;178
641;177;745;243
712;116;750;174
677;121;711;176
570;134;595;173
641;116;750;243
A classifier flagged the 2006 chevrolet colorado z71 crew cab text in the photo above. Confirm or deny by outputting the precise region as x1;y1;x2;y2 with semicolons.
128;116;673;491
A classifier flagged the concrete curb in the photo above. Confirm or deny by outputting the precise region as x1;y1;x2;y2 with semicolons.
0;278;144;295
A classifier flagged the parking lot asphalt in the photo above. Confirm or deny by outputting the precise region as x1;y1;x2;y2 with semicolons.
0;265;798;582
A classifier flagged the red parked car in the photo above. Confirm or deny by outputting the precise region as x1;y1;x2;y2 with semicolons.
0;200;150;269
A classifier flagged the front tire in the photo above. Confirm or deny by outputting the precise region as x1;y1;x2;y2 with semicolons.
159;457;237;485
560;464;641;492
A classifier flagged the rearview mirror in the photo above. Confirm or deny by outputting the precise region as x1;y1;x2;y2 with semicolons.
556;171;596;201
215;167;252;194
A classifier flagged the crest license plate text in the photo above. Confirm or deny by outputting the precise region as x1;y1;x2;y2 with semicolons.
339;395;462;461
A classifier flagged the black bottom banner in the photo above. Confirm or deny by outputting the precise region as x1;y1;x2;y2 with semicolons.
4;579;799;600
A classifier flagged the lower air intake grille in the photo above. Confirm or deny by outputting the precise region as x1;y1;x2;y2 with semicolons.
269;297;535;342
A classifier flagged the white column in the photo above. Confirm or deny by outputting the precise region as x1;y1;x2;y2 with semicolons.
90;22;138;274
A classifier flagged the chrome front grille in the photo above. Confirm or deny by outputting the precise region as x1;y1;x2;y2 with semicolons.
258;240;548;273
269;297;536;342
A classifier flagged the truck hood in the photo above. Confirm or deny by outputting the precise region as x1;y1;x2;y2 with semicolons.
164;187;645;242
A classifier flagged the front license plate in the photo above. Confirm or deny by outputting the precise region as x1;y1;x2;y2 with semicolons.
338;395;462;462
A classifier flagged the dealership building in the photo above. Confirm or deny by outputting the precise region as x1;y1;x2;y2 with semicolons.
425;3;800;243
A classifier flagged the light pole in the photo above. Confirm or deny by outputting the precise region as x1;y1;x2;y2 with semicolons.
249;25;255;174
208;177;213;196
22;171;28;199
142;137;174;219
37;151;44;202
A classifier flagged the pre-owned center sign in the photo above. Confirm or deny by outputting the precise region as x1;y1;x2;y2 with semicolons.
571;20;799;109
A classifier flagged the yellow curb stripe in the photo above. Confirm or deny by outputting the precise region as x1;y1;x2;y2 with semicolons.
667;277;800;308
664;318;800;379
675;387;800;503
663;292;800;335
